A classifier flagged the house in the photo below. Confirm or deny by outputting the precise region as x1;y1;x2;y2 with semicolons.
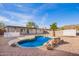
5;25;46;35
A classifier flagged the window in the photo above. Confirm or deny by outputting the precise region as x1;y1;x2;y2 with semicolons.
20;29;24;32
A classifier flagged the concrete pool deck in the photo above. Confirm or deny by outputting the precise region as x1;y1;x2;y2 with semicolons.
55;36;79;54
0;35;79;56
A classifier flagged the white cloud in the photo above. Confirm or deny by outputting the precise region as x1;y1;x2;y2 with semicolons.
4;10;34;19
0;16;10;22
14;4;34;14
39;13;49;28
0;4;5;9
14;4;23;8
0;16;22;26
0;10;35;26
6;11;34;24
32;4;57;14
32;4;45;14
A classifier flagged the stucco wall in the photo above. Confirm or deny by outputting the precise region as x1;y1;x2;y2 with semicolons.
48;30;76;37
63;29;76;36
48;30;63;37
55;30;63;37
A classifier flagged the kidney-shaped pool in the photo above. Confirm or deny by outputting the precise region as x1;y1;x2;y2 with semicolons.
17;36;52;48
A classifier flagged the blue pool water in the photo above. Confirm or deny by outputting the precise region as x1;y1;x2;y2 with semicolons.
18;36;52;47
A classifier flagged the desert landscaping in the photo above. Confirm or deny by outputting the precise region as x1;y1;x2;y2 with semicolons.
0;35;79;56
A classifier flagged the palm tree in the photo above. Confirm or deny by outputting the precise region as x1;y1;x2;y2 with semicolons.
50;23;58;37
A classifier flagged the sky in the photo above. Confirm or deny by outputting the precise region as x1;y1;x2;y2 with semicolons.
0;3;79;28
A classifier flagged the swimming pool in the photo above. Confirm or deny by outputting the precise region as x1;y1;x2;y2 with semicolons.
17;36;52;48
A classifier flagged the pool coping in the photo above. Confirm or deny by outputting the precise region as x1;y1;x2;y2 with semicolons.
8;35;53;48
16;36;53;48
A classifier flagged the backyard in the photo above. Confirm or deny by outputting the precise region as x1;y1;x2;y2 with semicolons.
0;3;79;56
0;35;79;56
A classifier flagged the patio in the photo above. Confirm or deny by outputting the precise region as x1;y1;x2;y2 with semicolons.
0;36;79;56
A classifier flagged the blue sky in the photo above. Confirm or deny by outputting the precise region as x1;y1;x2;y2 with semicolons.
0;3;79;28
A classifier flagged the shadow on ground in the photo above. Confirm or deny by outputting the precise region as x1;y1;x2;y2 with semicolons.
60;41;69;45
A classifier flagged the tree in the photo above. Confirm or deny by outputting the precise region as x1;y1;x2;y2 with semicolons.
26;21;38;34
50;23;58;37
0;22;5;30
0;22;6;35
60;26;64;30
26;21;38;28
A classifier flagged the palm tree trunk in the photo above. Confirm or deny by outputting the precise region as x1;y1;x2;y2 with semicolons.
53;30;55;37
